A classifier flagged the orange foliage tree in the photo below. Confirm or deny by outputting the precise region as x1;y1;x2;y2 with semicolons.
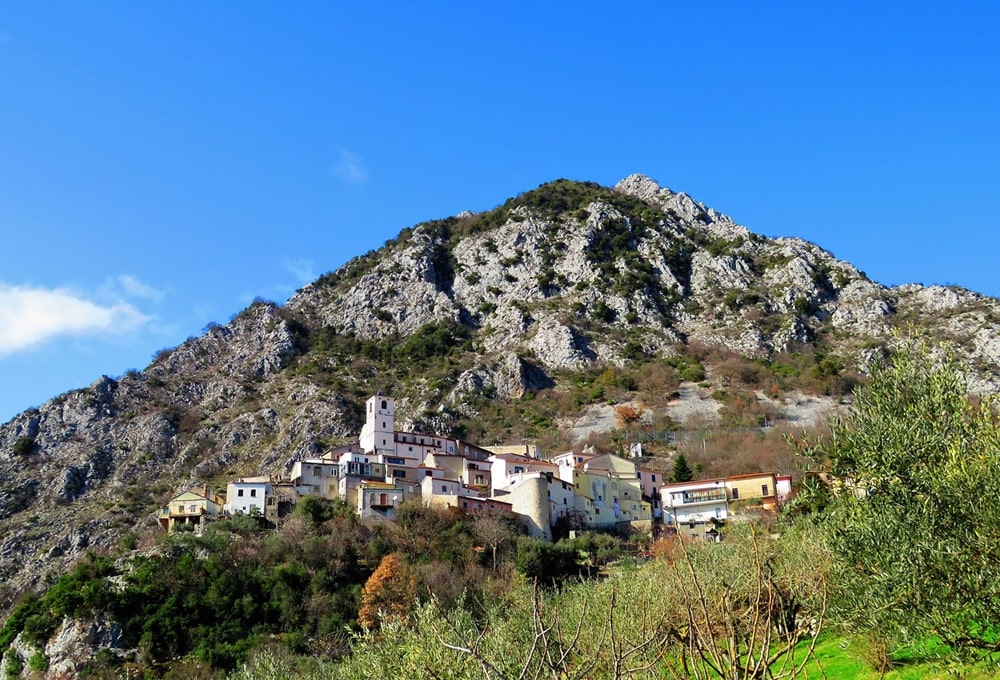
357;552;418;631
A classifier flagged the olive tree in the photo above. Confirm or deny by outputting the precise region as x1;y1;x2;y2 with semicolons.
802;345;1000;656
313;521;828;680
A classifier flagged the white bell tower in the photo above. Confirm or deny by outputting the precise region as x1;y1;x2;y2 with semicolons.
360;392;395;454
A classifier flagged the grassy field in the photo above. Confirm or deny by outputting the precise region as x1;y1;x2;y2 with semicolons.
802;635;1000;679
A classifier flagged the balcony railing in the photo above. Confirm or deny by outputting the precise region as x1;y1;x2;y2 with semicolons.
669;489;727;505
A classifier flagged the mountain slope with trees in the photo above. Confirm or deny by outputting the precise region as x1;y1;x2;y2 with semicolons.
1;173;999;638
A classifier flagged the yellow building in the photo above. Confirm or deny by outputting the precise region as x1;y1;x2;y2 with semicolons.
158;486;224;532
570;454;652;528
725;472;778;511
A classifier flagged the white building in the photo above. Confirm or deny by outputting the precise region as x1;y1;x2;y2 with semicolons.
356;478;422;521
490;453;558;491
551;451;595;484
225;476;272;516
660;479;728;540
359;394;492;484
289;449;349;499
635;465;664;519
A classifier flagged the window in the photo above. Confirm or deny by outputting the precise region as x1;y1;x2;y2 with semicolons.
190;505;198;513
425;470;432;477
393;469;406;478
250;489;257;497
732;488;740;500
762;484;769;496
475;475;484;484
441;485;447;493
652;474;657;482
238;489;244;497
381;399;387;410
313;466;321;476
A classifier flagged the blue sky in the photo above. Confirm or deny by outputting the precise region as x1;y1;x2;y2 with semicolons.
1;2;999;423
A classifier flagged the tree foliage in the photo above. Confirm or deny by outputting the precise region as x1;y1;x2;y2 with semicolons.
803;344;1000;653
297;520;828;680
670;453;694;483
357;553;418;631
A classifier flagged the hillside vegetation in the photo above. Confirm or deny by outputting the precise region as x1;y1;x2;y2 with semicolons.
2;175;1000;675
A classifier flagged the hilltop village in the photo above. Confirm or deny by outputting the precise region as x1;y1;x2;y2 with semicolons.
161;393;792;542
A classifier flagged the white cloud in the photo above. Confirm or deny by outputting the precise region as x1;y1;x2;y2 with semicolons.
331;150;368;184
0;284;150;355
113;274;165;302
281;257;316;285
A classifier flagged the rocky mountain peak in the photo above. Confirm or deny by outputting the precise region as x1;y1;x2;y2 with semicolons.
2;174;999;612
614;173;673;203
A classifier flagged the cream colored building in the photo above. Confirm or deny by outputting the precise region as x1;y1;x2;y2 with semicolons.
725;472;778;511
159;486;224;533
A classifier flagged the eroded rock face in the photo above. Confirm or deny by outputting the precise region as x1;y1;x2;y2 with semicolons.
45;614;131;677
526;316;596;370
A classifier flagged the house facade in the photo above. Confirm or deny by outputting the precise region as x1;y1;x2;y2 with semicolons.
224;476;272;517
660;479;729;540
356;478;422;521
568;454;652;529
726;472;778;511
490;453;558;491
159;486;224;533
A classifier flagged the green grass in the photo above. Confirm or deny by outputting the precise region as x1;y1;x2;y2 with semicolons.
799;635;1000;679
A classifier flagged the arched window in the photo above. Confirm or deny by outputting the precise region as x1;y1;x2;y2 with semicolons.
381;400;387;410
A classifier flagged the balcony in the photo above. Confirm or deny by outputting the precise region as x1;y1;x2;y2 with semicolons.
669;489;727;506
368;492;397;509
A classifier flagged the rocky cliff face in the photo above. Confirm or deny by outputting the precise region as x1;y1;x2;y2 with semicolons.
1;174;998;612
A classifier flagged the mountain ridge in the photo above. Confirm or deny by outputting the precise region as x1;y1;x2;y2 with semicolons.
1;173;998;605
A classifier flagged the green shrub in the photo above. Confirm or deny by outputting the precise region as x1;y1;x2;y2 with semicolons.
515;539;581;585
593;301;616;323
11;436;35;457
28;651;48;672
4;649;22;679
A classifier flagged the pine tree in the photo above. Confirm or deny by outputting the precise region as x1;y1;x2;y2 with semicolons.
671;453;694;483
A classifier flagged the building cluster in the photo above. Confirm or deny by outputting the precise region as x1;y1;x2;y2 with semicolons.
160;393;791;541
